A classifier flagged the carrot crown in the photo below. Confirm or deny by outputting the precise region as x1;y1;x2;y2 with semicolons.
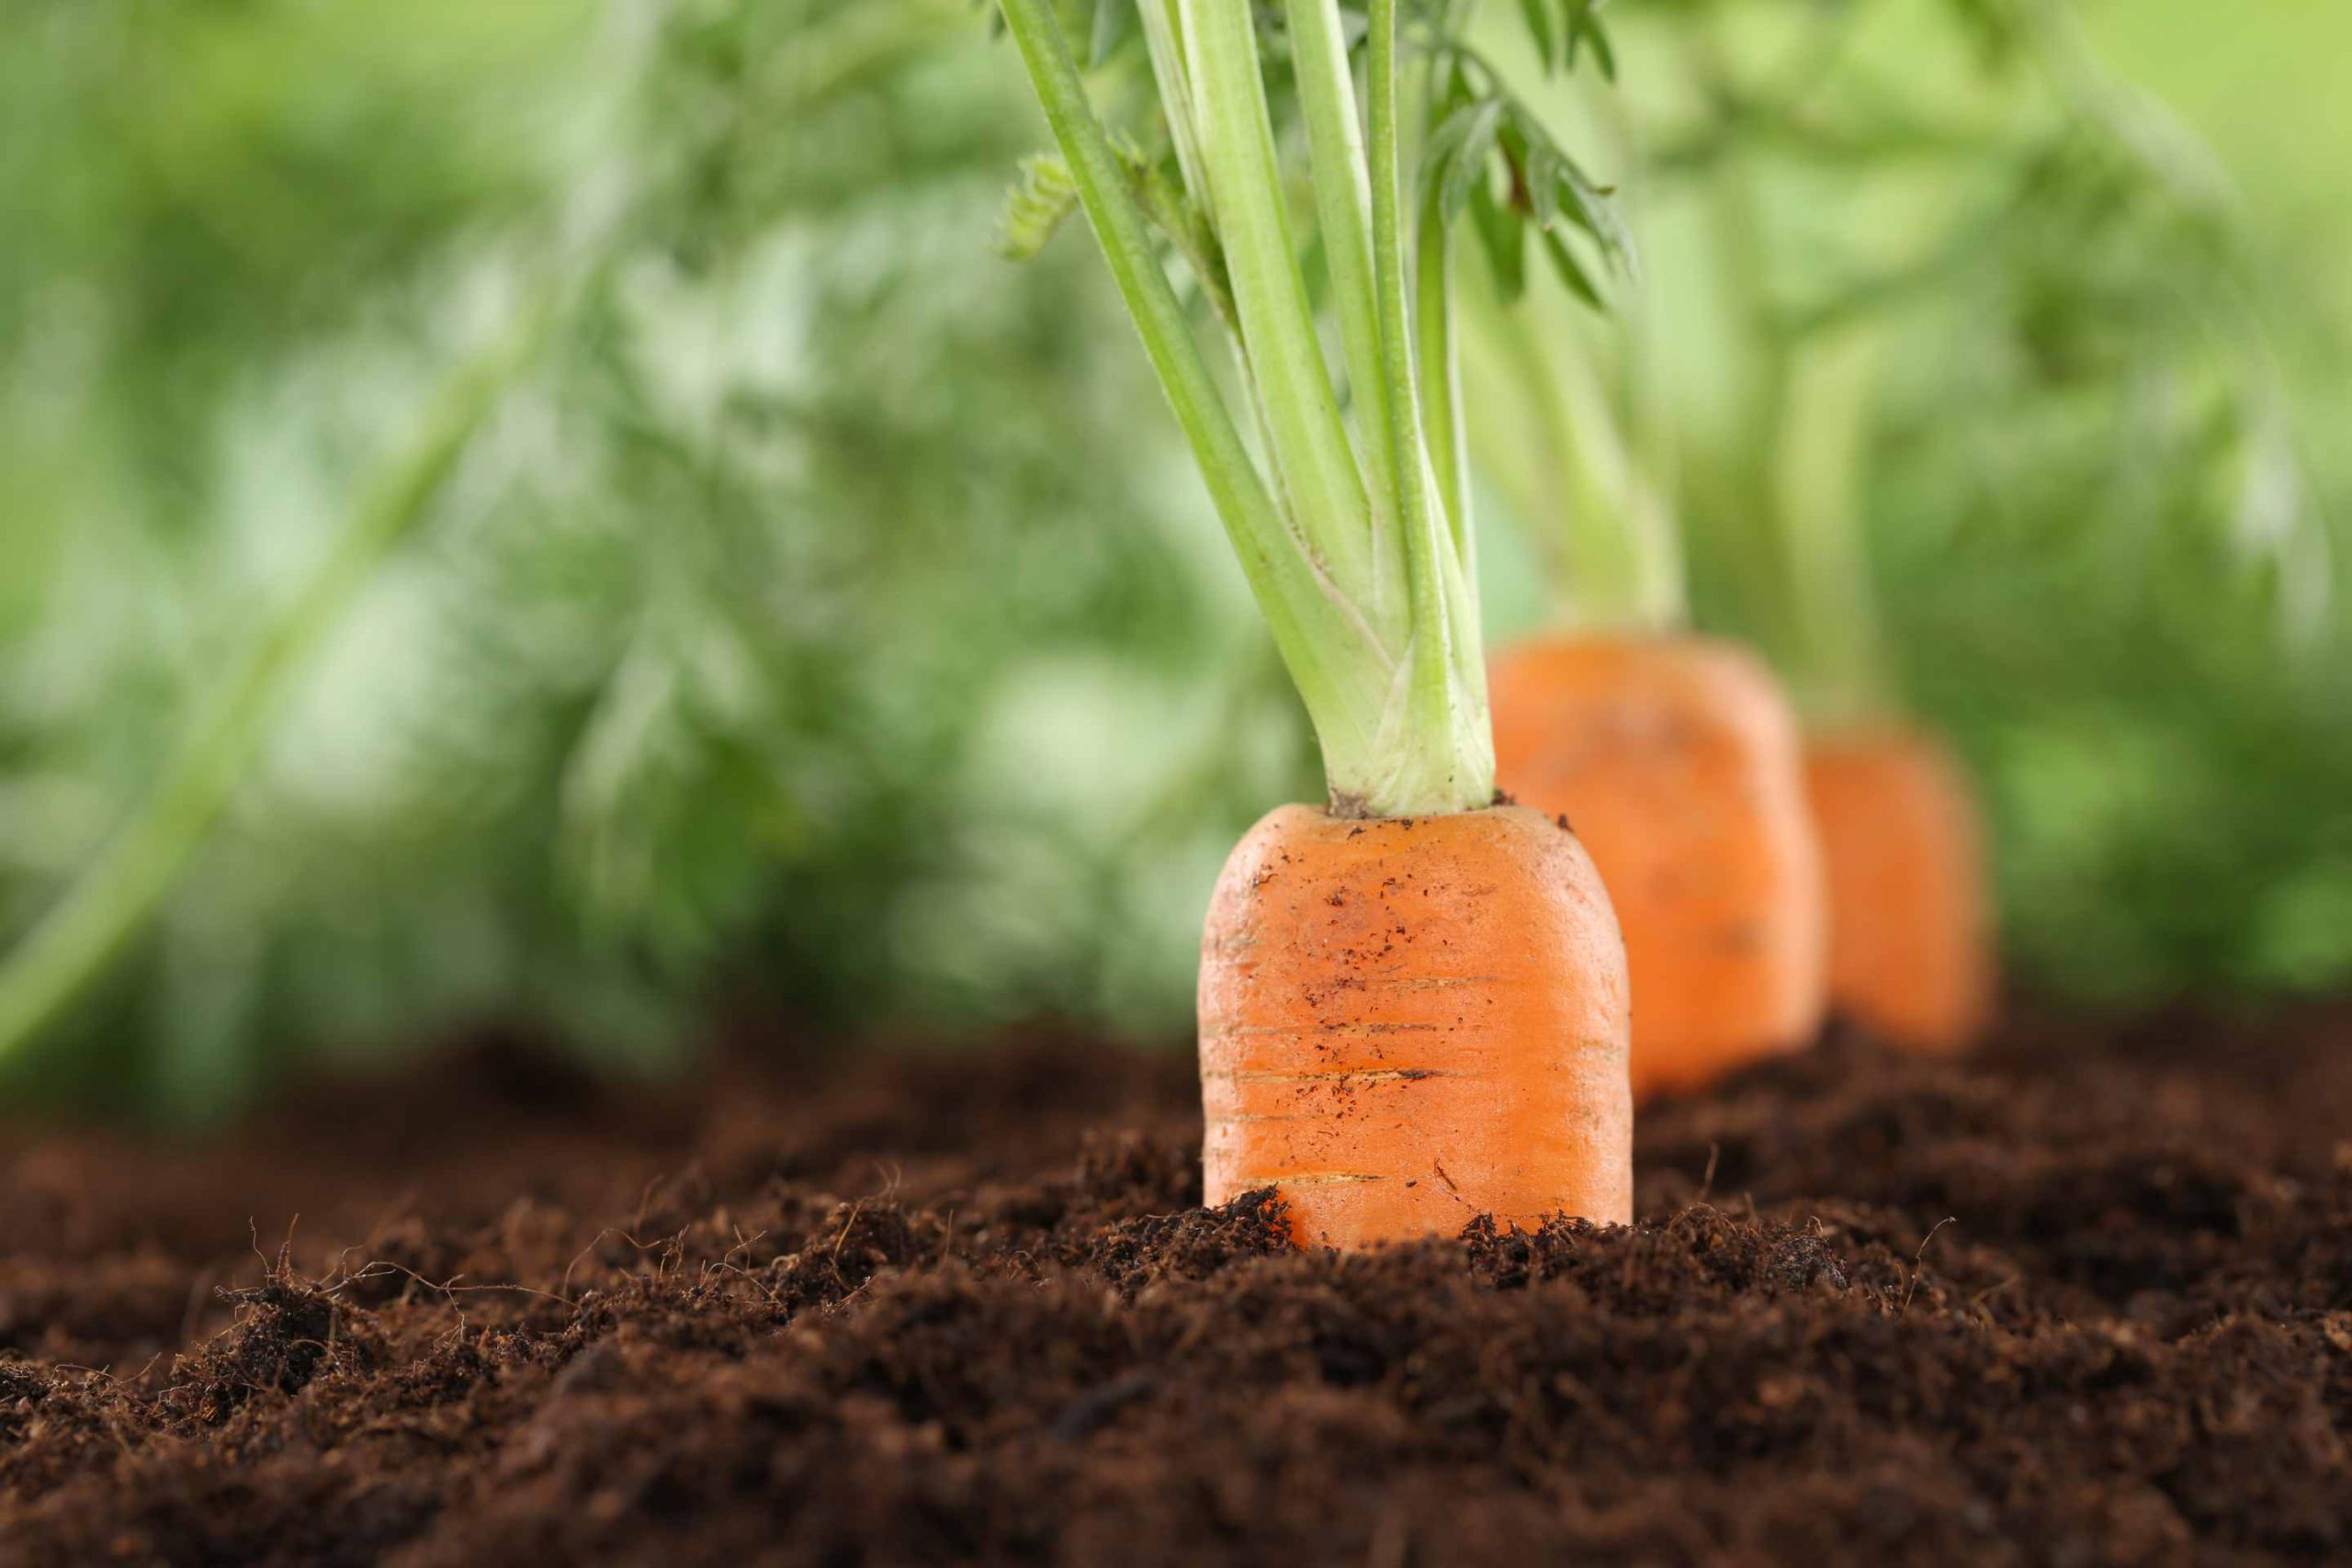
995;0;1629;818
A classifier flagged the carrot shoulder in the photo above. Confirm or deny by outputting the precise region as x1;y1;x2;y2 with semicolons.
1200;804;1633;1248
1804;728;1996;1053
1490;634;1827;1100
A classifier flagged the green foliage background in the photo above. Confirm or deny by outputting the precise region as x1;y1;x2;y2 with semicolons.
1;0;2346;1112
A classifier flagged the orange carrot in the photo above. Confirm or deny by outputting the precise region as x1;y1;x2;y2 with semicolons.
1200;805;1632;1248
1804;728;1996;1053
1490;633;1827;1100
1001;0;1637;1250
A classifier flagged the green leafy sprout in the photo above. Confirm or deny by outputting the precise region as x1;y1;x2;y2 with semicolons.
989;0;1630;817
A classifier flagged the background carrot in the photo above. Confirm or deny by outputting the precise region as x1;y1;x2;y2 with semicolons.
1490;635;1826;1100
1804;728;1995;1053
1461;213;1827;1102
1201;806;1632;1247
1455;2;2337;1102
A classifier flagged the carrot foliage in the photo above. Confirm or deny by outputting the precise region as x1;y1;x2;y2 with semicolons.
990;0;1627;816
1458;0;2327;717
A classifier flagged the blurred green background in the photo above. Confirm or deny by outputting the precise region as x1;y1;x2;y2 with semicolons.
2;0;2346;1115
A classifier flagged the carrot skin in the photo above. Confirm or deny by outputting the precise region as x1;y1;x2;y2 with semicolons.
1805;728;1996;1053
1490;634;1828;1100
1199;804;1633;1248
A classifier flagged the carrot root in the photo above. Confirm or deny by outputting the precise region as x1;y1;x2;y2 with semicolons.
1199;804;1633;1249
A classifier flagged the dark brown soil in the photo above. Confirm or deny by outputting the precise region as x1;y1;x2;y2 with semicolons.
4;1006;2351;1565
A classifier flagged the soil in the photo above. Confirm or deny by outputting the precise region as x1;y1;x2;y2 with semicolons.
3;1005;2350;1565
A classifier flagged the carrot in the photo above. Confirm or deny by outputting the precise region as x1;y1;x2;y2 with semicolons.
1804;728;1995;1053
996;0;1636;1246
1490;633;1827;1100
1201;805;1632;1247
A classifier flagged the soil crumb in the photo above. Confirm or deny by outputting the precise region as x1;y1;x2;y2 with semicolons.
3;1005;2350;1565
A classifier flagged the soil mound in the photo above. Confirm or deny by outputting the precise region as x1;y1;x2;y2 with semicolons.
3;1008;2349;1564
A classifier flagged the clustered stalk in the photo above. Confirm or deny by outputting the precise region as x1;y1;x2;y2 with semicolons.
1771;325;1894;725
998;0;1494;818
1461;277;1687;633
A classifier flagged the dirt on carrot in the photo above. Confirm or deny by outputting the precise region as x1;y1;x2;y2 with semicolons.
4;1005;2352;1565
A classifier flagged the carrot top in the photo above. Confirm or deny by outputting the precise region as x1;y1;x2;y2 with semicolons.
993;1;1630;818
1460;0;2324;719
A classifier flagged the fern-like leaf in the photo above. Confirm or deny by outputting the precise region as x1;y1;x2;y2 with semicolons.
995;152;1081;262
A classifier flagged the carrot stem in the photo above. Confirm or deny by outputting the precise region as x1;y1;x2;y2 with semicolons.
1183;0;1373;597
1773;325;1894;726
1418;189;1469;571
1366;0;1492;813
1462;276;1686;633
1284;0;1402;612
998;0;1496;816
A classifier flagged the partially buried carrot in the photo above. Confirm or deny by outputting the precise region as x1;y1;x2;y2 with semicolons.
1490;633;1827;1100
1200;805;1633;1248
1804;727;1995;1053
998;0;1637;1247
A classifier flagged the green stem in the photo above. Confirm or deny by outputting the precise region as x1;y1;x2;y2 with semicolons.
1419;193;1488;691
1462;277;1684;632
999;0;1295;608
1592;83;1690;629
1367;0;1490;814
1416;190;1468;570
1459;290;1575;607
1136;2;1211;225
1183;0;1372;594
1283;0;1403;613
1699;109;1808;668
1703;132;1890;716
0;304;552;1071
1688;24;1885;706
996;0;1394;796
1774;325;1892;725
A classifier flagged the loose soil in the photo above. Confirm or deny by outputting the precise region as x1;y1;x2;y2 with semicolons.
3;1005;2350;1565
